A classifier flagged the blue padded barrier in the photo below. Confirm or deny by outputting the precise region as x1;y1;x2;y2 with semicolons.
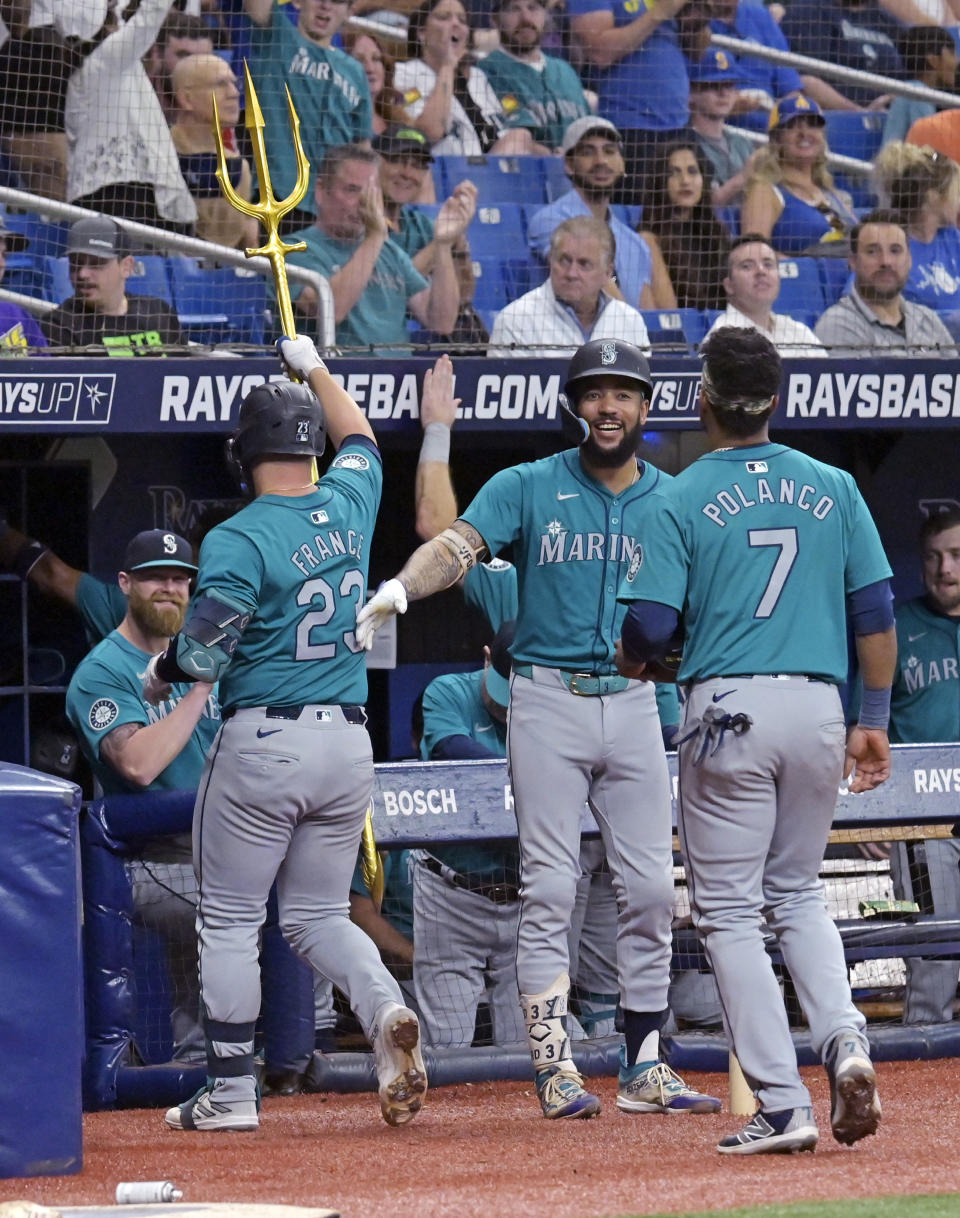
82;790;314;1110
0;763;83;1177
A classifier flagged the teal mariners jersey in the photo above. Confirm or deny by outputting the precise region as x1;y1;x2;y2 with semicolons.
477;50;590;149
194;438;382;710
618;442;892;684
66;630;221;796
462;550;679;729
461;450;671;672
350;850;414;939
389;206;435;262
890;598;960;743
419;668;518;877
75;573;127;646
249;5;372;214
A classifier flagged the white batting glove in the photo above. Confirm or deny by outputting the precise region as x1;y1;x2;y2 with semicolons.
277;335;327;380
356;578;407;651
142;653;173;706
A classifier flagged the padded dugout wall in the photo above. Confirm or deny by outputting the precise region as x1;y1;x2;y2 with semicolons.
0;763;83;1177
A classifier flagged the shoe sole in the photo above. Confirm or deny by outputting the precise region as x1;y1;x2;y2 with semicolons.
379;1012;428;1127
832;1059;881;1146
718;1128;819;1155
617;1095;722;1114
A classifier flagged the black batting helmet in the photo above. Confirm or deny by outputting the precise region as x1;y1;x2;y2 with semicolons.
226;381;325;482
564;338;653;407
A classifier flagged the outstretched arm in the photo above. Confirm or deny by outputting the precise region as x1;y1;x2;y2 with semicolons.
415;354;459;542
355;519;488;648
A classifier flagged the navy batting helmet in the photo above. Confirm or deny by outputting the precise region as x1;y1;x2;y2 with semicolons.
564;338;653;406
226;381;326;482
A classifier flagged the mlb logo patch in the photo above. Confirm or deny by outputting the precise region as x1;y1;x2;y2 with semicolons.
311;509;329;524
746;461;768;473
315;709;333;722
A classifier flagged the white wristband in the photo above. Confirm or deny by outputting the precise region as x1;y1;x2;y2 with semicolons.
419;421;451;464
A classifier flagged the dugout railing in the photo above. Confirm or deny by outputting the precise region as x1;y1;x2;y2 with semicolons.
80;743;960;1111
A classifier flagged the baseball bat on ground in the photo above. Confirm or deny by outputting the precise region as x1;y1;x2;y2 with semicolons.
728;1050;756;1115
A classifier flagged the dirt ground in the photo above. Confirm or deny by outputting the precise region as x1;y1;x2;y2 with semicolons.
2;1060;958;1218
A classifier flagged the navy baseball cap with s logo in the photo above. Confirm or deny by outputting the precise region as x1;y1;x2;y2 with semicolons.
122;529;198;574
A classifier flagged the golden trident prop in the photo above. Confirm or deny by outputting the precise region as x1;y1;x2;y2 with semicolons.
212;65;384;906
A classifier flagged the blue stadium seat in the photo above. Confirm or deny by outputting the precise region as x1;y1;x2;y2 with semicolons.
1;212;68;261
125;255;173;304
435;155;546;204
817;256;849;307
824;111;884;163
502;255;546;299
467;203;528;260
717;205;740;238
470;257;510;310
45;256;73;304
775;257;825;316
542;157;571;202
641;309;695;349
169;257;269;343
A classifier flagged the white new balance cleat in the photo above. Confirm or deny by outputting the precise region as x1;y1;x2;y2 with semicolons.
718;1107;819;1155
372;1003;428;1126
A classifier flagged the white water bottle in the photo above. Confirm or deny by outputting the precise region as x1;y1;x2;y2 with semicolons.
116;1182;183;1204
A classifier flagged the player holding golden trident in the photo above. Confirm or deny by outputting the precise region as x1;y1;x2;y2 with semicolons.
211;66;384;904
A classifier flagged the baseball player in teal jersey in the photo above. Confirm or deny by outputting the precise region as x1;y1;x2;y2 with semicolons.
413;621;526;1047
357;337;720;1121
66;529;220;1063
888;507;960;1024
144;335;426;1133
616;326;896;1155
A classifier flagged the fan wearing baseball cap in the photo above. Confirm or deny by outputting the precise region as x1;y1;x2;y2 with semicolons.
65;528;218;1065
0;210;47;352
527;117;674;310
687;48;757;209
41;217;185;355
476;0;590;152
740;94;859;256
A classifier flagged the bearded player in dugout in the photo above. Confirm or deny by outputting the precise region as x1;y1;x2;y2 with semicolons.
355;335;722;1121
141;334;427;1133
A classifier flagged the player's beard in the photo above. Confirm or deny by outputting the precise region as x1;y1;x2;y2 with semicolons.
128;587;188;639
581;417;643;467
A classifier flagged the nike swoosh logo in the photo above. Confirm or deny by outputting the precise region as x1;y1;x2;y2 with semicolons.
557;492;579;500
712;689;736;702
256;728;282;738
475;723;493;733
908;632;926;642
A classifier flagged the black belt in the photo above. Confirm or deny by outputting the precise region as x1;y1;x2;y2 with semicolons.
422;856;520;906
223;703;367;724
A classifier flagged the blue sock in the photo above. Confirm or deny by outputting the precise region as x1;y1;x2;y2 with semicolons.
623;1009;667;1066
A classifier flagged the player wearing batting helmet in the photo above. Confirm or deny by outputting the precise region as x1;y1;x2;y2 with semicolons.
616;325;895;1154
143;335;427;1134
355;336;722;1121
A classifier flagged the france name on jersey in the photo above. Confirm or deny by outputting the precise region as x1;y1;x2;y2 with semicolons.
195;439;382;709
618;443;892;684
461;449;669;671
66;630;221;796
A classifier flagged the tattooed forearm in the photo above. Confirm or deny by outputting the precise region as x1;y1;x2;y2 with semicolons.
100;721;142;769
398;520;488;600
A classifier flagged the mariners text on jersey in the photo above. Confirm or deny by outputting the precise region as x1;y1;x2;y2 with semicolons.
291;529;366;574
288;49;363;105
701;476;835;527
538;528;640;565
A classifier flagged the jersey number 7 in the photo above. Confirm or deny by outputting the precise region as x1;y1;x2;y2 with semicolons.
748;527;798;619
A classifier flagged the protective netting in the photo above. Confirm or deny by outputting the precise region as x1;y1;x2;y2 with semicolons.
0;3;957;357
122;828;958;1069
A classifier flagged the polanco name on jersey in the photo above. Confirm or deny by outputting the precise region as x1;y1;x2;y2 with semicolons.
0;373;115;424
785;369;960;420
